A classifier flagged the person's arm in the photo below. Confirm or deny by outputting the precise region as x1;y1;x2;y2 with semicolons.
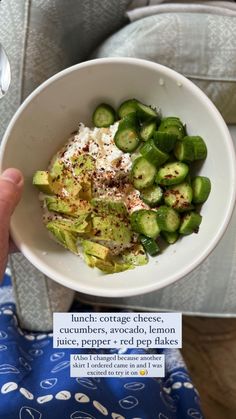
0;168;23;281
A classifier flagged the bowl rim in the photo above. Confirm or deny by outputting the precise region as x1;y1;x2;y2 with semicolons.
1;57;236;297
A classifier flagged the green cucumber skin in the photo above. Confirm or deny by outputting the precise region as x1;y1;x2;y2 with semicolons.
130;210;160;239
192;176;211;204
156;206;180;233
136;102;159;121
114;128;140;153
140;121;157;141
118;113;139;131
179;211;202;235
158;117;185;140
140;235;160;256
153;131;178;153
174;140;195;162
140;139;169;167
161;231;179;244
131;157;157;190
155;162;189;186
164;182;193;212
92;103;116;128
140;185;163;207
159;117;182;125
182;136;207;160
117;99;139;119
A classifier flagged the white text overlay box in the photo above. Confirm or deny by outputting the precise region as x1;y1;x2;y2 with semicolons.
70;354;165;377
53;312;182;349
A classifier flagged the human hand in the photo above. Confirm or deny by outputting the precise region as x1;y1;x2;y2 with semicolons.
0;168;24;281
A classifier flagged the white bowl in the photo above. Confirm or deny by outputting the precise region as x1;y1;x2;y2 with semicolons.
1;58;235;297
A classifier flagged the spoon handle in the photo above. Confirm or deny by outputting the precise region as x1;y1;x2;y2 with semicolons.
0;44;11;98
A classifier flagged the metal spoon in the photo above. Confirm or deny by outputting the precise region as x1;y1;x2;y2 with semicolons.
0;44;11;99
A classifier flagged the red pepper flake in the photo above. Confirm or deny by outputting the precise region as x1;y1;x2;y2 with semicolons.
82;144;89;152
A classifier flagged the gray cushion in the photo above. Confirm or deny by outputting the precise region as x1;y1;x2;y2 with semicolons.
94;12;236;123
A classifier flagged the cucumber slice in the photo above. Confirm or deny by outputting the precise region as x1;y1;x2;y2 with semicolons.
161;125;185;140
140;184;163;207
153;131;178;153
155;162;189;186
117;99;138;118
164;182;193;212
174;140;195;162
184;173;192;184
158;117;185;140
130;209;160;239
140;139;169;167
179;211;202;235
140;121;157;141
114;128;140;153
140;235;160;256
136;102;159;121
131;157;157;190
159;117;183;127
161;231;179;244
182;136;207;160
192;176;211;204
92;103;116;127
156;205;180;232
118;112;138;131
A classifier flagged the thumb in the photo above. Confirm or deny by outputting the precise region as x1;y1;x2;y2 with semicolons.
0;168;24;280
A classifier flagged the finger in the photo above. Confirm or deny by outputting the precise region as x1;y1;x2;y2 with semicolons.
0;168;24;280
0;168;23;220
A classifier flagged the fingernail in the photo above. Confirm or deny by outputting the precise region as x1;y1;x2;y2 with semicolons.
1;168;23;185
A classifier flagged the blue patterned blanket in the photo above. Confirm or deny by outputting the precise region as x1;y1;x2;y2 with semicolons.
0;273;203;418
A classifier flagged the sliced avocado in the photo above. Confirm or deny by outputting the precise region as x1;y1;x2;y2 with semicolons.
79;180;92;201
72;154;95;176
123;244;148;266
47;216;91;235
83;253;97;268
72;215;91;233
48;159;66;195
83;254;132;273
33;171;54;194
91;198;127;216
46;221;78;254
113;261;133;273
45;196;91;217
63;176;81;197
92;215;132;245
50;156;94;197
49;158;80;197
94;259;131;274
82;240;110;260
50;158;64;178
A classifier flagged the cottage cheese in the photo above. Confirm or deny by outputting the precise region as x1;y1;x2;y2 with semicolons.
63;122;132;174
54;122;148;213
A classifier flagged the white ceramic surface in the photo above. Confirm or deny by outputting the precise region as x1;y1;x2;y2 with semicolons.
0;58;235;297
